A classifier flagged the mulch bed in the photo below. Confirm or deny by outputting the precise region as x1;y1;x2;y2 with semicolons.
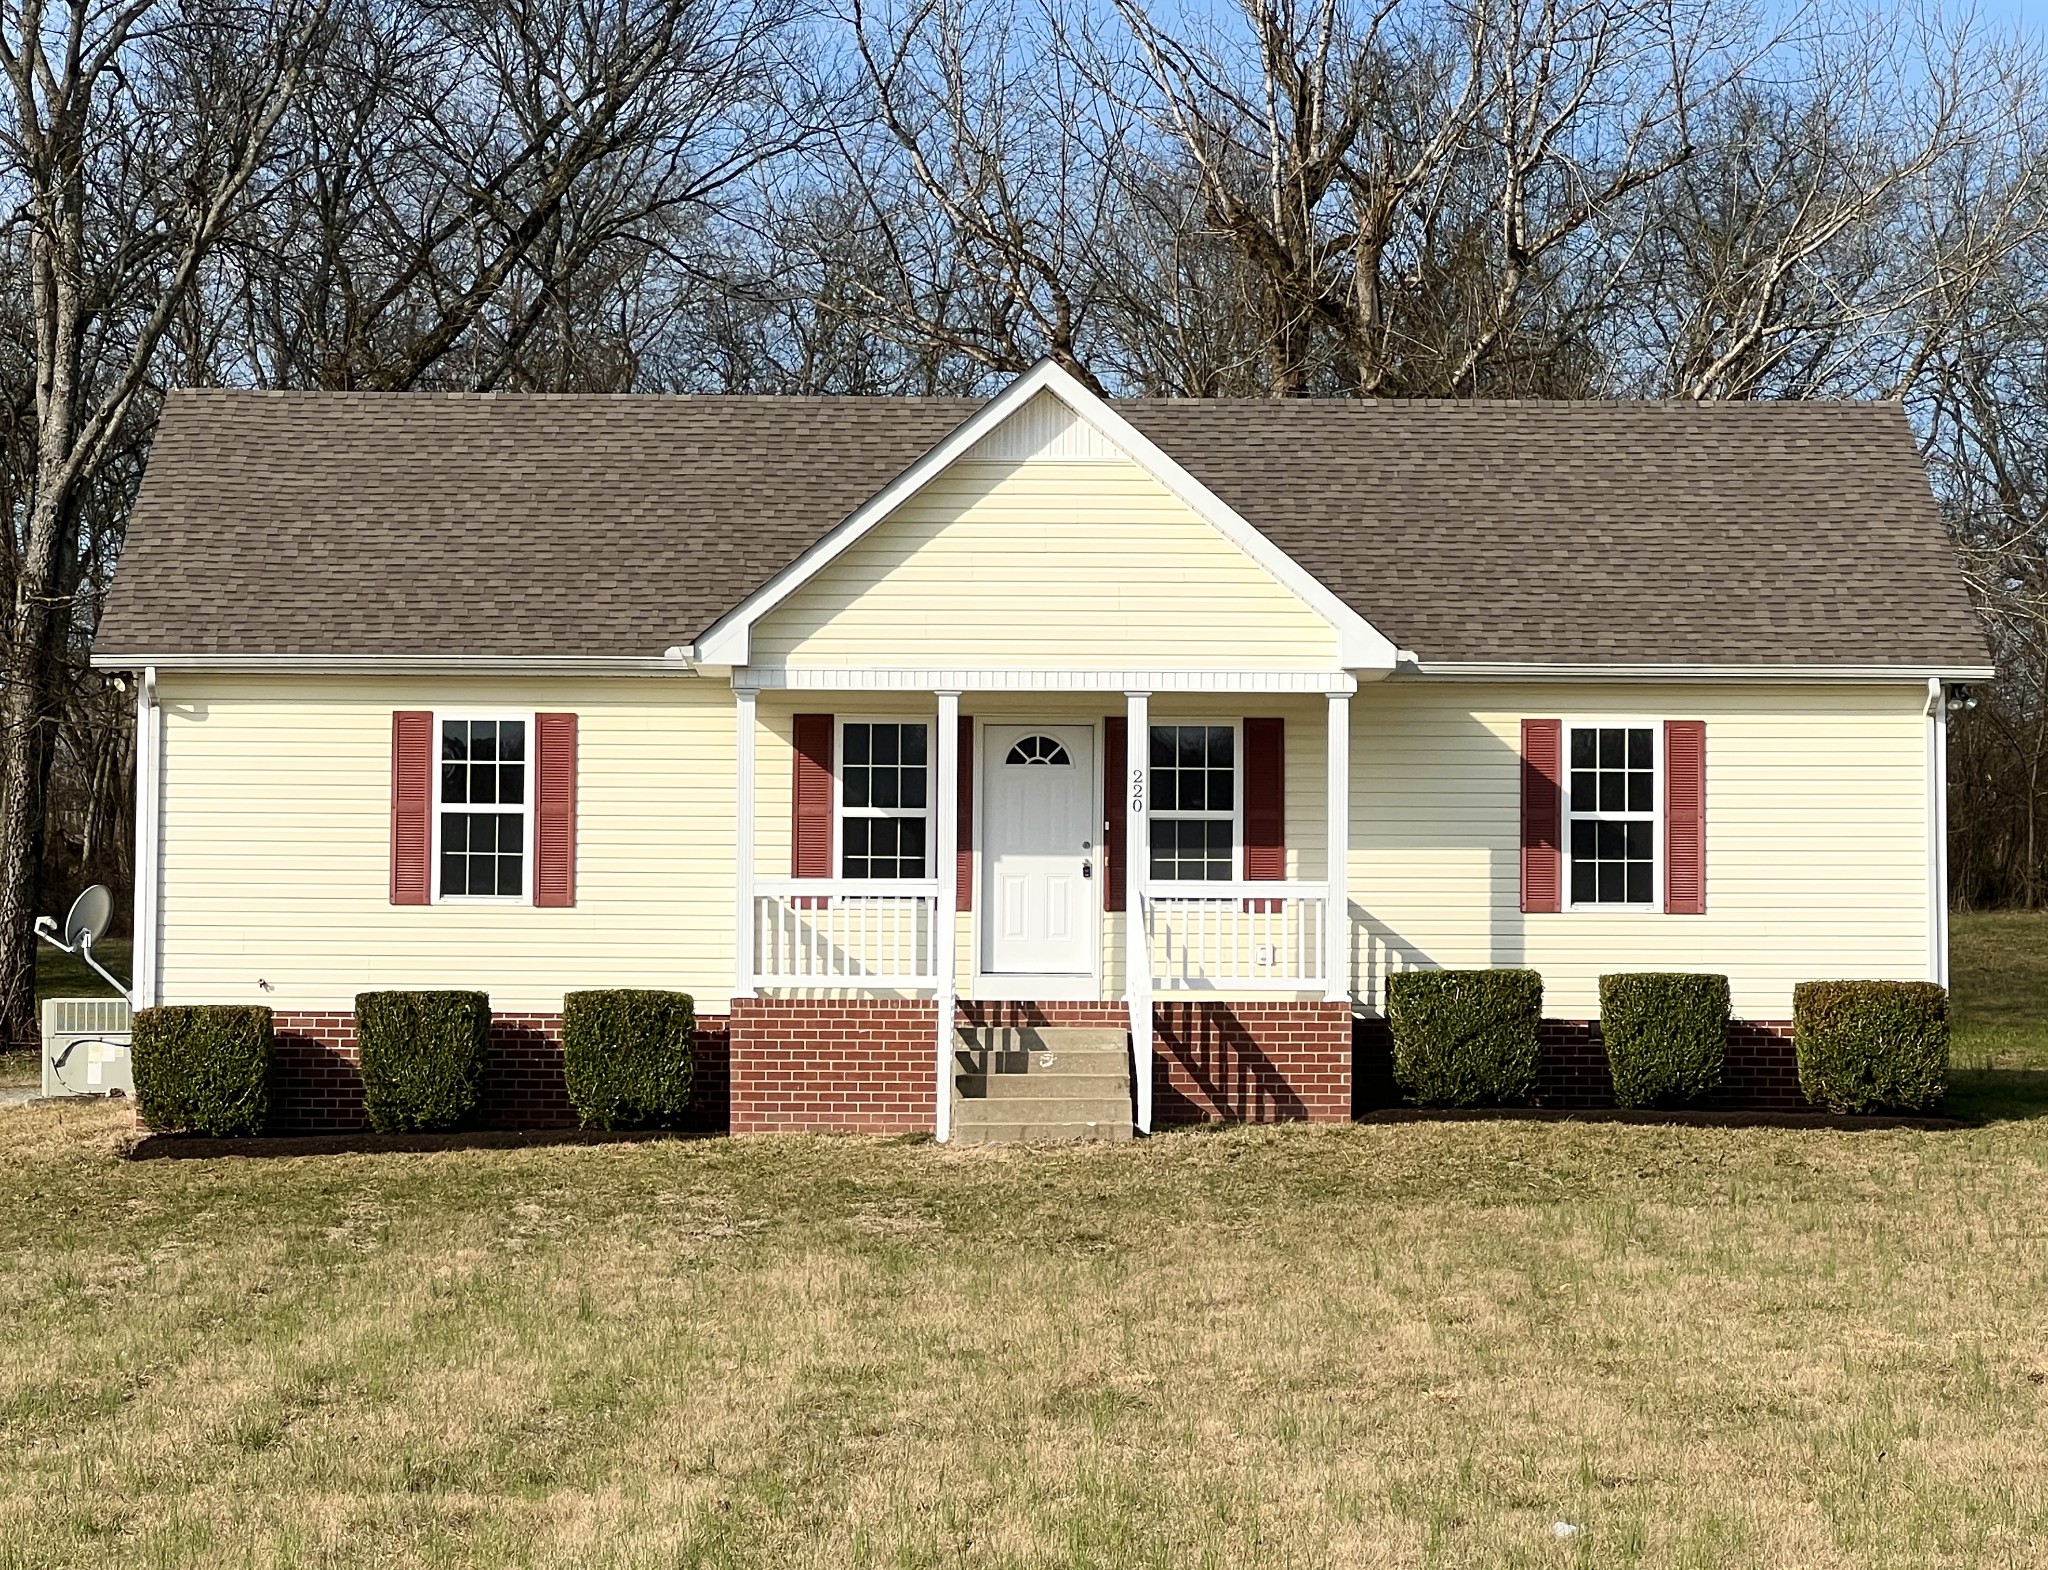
120;1105;1973;1158
125;1126;710;1160
1352;1105;1965;1131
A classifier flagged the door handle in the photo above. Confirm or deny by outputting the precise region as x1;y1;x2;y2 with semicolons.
1082;861;1093;880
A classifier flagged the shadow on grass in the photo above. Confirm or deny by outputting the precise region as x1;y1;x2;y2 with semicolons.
1942;1067;2048;1125
125;1126;719;1161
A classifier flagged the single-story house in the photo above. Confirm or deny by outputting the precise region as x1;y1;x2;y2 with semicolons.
92;361;1991;1137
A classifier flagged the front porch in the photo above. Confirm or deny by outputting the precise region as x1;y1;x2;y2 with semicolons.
729;670;1360;1140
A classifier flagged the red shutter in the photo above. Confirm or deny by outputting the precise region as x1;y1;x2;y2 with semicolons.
957;714;975;909
1103;716;1126;912
535;712;577;908
1664;719;1706;915
390;710;432;905
1243;717;1284;912
792;713;834;884
1520;718;1563;914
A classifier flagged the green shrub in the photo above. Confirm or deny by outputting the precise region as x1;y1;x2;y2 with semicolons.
1600;973;1730;1108
131;1005;273;1135
1387;969;1543;1106
562;989;696;1130
355;991;491;1132
1794;980;1948;1114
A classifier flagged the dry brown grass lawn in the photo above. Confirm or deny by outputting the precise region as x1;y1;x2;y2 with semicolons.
1;918;2046;1568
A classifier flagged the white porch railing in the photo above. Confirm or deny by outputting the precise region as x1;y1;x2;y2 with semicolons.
1142;881;1329;990
751;880;942;989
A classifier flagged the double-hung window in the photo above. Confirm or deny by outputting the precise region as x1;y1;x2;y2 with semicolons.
839;721;929;879
1149;723;1236;881
1566;724;1656;907
438;716;530;899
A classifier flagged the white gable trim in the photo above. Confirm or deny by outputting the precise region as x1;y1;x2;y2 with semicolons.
691;360;1399;671
737;665;1361;695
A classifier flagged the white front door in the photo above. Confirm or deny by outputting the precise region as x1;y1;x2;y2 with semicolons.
982;724;1097;977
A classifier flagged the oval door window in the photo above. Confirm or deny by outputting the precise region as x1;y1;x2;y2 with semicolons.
1005;735;1072;766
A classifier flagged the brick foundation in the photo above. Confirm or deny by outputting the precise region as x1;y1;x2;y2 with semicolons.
268;1010;732;1133
1352;1017;1805;1113
246;1005;1808;1131
1153;1001;1353;1124
260;997;1357;1136
728;997;937;1133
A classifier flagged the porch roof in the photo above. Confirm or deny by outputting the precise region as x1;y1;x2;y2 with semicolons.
96;382;1988;674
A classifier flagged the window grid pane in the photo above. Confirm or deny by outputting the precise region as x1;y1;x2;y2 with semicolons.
439;718;527;898
1566;725;1655;906
840;722;929;879
1149;818;1233;881
1148;724;1235;882
440;812;524;897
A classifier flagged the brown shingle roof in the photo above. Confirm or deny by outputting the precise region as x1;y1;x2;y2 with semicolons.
94;389;1989;669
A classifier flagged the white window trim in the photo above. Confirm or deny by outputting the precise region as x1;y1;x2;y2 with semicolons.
430;708;536;905
1146;716;1244;885
834;714;937;884
1562;717;1662;913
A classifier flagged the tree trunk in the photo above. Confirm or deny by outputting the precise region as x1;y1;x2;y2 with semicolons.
0;479;70;1050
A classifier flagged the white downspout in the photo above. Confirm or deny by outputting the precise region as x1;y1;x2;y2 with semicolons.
131;666;160;1010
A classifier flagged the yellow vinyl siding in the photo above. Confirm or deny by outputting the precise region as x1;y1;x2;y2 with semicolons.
155;676;740;1014
750;459;1340;670
151;675;1934;1022
1349;681;1932;1018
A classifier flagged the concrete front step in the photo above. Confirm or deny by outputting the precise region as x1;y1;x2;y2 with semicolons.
956;1025;1128;1053
949;1025;1133;1143
952;1092;1132;1123
954;1070;1130;1101
950;1116;1134;1146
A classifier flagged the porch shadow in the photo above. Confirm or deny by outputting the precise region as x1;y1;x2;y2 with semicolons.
1153;1001;1308;1124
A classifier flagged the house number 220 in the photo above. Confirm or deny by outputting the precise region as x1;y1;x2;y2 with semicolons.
1129;767;1145;814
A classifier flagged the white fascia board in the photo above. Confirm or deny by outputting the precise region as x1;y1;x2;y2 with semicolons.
88;652;699;676
691;358;1400;672
1407;660;1997;683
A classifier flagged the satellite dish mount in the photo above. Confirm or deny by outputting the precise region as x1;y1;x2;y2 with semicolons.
34;883;128;996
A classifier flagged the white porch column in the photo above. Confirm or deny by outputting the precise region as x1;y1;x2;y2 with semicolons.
1125;689;1153;1134
933;691;961;1141
732;686;757;1002
1324;690;1351;1004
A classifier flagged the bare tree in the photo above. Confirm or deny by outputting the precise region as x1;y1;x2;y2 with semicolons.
0;0;328;1049
231;0;817;393
1092;0;1744;396
1624;11;2048;400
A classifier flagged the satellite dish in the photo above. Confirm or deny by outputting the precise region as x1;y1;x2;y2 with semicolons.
64;885;113;950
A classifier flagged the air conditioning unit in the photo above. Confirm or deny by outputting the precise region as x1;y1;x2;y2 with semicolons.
40;997;133;1099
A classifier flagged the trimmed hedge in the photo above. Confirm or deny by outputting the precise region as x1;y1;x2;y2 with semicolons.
1794;980;1948;1113
355;990;491;1133
131;1005;273;1135
1600;973;1729;1108
562;989;696;1129
1387;968;1543;1106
